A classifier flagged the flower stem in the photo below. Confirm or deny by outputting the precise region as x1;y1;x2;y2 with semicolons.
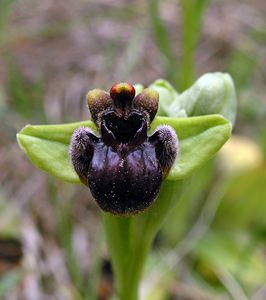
102;181;184;300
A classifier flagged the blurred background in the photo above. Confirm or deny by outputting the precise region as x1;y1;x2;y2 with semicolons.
0;0;266;299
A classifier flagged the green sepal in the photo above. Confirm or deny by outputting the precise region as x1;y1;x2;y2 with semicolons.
17;120;96;183
17;114;231;183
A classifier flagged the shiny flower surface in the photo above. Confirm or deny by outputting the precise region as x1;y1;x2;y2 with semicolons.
69;82;178;215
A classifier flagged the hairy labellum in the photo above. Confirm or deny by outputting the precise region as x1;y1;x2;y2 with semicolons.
69;82;178;215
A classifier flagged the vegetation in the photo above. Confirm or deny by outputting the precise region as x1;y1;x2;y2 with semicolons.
0;0;266;299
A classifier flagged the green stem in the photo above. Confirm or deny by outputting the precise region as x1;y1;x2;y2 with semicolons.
179;0;210;91
120;229;152;300
148;0;178;86
103;181;184;300
102;214;133;296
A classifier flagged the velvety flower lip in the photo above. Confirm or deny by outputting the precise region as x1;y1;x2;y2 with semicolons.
69;82;179;215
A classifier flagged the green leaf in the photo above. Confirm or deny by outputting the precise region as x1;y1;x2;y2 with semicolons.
150;73;237;125
17;114;231;183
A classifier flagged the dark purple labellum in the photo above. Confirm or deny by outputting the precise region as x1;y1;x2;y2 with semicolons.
69;82;178;215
